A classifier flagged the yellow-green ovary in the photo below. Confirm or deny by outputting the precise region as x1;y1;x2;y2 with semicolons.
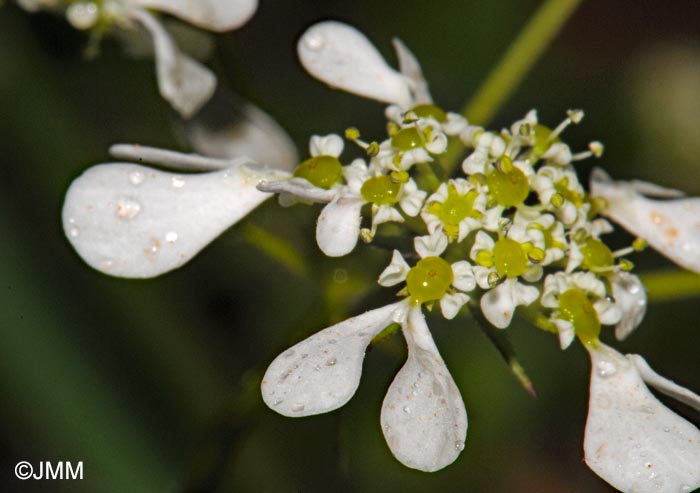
406;257;453;304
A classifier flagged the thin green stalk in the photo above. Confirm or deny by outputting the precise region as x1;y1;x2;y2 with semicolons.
442;0;583;173
641;270;700;303
239;222;310;277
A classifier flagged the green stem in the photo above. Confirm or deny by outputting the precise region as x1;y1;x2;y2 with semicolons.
442;0;583;174
641;270;700;303
239;222;310;278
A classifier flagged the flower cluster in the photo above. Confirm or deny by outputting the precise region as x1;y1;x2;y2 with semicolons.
58;19;700;492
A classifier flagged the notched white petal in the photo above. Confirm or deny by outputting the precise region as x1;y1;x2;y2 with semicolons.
62;163;271;278
611;272;647;341
131;9;216;118
381;308;467;472
310;134;344;158
316;197;363;257
414;232;448;259
480;279;539;329
591;168;700;273
440;292;469;320
585;344;700;493
298;21;411;107
261;302;402;417
378;250;410;287
134;0;258;31
629;354;700;412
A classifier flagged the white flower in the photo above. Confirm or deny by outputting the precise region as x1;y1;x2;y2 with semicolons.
261;300;468;472
584;343;700;493
540;271;621;349
590;168;700;273
62;143;288;278
259;147;427;257
514;208;567;265
421;178;487;242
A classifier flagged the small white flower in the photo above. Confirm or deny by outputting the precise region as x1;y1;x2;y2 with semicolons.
584;343;700;493
261;301;468;472
62;144;288;278
590;168;700;273
421;179;486;242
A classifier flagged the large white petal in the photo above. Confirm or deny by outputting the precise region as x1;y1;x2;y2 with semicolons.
130;8;216;118
316;196;363;257
611;272;647;341
261;302;403;417
185;93;298;171
132;0;257;31
62;163;270;278
381;307;467;472
109;143;243;171
256;178;337;203
297;21;412;107
584;344;700;493
591;168;700;273
628;354;700;412
392;38;431;105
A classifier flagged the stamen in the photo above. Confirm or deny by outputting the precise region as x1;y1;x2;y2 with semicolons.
549;109;584;141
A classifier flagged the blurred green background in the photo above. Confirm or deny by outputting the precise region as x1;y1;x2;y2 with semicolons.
1;0;699;491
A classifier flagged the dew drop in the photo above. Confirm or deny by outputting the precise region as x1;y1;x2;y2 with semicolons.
172;176;186;188
454;440;465;451
402;406;411;414
99;258;114;270
115;199;142;220
69;226;80;238
325;358;336;366
333;268;348;284
165;231;178;243
664;427;671;433
596;359;617;378
128;170;145;185
680;485;692;492
291;403;305;413
273;399;283;406
304;31;325;50
146;239;160;254
314;365;321;372
411;390;418;397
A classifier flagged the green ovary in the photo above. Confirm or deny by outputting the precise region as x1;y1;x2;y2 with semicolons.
581;237;614;271
557;288;601;345
293;155;343;189
391;127;424;151
427;185;482;239
412;104;447;122
554;177;583;207
406;257;453;304
360;176;401;205
486;157;529;207
493;238;528;278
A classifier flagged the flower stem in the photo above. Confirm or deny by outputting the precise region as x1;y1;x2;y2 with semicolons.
442;0;583;174
641;270;700;303
239;222;310;277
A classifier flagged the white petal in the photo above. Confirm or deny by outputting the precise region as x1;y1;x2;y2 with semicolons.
593;299;622;326
392;37;431;105
480;279;539;329
414;232;448;258
591;168;700;273
297;21;412;107
611;272;647;340
185;94;299;171
257;178;336;203
378;250;410;287
261;302;403;417
109;143;244;171
133;0;257;31
62;163;270;278
309;134;344;158
470;230;495;260
440;292;469;320
553;319;575;350
130;8;216;118
381;308;467;471
584;344;700;493
399;185;427;217
316;197;363;257
628;354;700;412
451;261;476;292
372;205;404;227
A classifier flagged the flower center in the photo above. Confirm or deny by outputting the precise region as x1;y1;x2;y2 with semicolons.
293;155;343;189
412;104;447;122
581;237;614;272
391;127;424;151
493;237;528;278
486;157;529;207
553;177;584;207
557;288;601;345
428;184;483;239
406;256;453;304
360;175;401;205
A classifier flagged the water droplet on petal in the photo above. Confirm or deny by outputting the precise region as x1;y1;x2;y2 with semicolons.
304;31;325;50
273;399;284;406
291;403;305;413
411;389;418;397
165;231;178;243
69;227;80;237
99;258;114;270
454;440;465;451
325;358;336;366
115;199;142;220
596;359;617;378
402;406;411;414
172;176;186;188
129;170;145;185
680;485;692;492
146;239;160;254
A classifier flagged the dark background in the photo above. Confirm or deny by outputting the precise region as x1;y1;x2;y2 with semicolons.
1;0;699;491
